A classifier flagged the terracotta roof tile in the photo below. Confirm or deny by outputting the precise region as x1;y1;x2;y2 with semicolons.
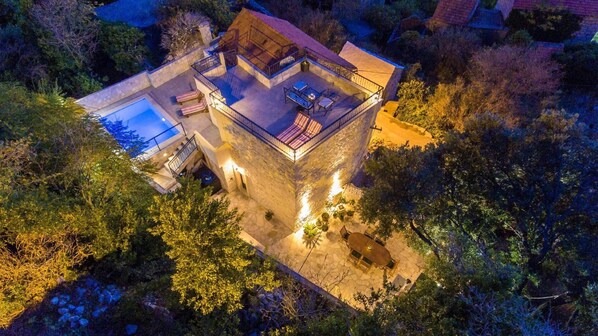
513;0;598;17
432;0;480;25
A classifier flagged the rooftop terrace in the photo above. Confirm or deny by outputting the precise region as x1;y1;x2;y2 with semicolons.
207;66;364;136
197;51;383;162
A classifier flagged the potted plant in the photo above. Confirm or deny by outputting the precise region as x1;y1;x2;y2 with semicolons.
302;223;321;248
265;210;274;221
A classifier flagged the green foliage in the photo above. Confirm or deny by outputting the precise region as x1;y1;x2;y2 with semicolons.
363;4;401;45
555;42;598;88
0;83;155;325
302;222;321;249
393;79;429;125
360;111;598;313
159;0;234;31
99;22;148;76
150;179;279;314
506;6;581;42
507;29;533;47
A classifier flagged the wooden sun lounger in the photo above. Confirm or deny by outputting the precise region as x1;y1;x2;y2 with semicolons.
176;90;201;104
288;120;322;149
276;113;310;143
181;98;208;116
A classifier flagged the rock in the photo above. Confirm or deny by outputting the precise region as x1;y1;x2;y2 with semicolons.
69;315;80;322
125;324;138;335
58;308;69;315
79;318;89;327
68;304;76;310
76;287;87;297
50;297;59;305
75;306;84;315
58;300;67;307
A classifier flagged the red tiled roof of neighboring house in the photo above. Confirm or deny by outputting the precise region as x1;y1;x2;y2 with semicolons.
432;0;480;25
513;0;598;17
236;9;356;70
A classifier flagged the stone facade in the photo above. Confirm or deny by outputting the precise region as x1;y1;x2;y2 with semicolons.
295;102;379;224
212;110;298;226
211;96;380;227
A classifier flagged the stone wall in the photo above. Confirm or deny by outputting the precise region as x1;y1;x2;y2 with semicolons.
212;110;298;226
76;47;206;112
295;101;380;224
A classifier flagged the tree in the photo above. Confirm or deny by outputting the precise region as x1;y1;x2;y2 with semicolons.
160;12;209;61
419;27;481;82
360;111;598;310
30;0;99;71
99;22;148;76
506;6;581;42
150;179;278;314
0;232;89;327
159;0;234;32
426;77;482;132
467;45;561;122
393;79;430;125
554;42;598;88
298;11;346;53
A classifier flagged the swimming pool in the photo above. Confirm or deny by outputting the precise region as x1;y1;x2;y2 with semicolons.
101;98;179;155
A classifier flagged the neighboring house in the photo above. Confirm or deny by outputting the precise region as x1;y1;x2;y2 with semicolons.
496;0;598;42
428;0;508;39
78;8;383;227
339;41;404;103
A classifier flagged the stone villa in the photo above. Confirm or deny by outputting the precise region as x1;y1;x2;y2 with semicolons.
78;9;389;227
77;9;425;305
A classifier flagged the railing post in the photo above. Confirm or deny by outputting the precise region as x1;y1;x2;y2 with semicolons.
155;138;160;151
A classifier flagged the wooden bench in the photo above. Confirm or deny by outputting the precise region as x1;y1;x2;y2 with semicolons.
181;98;208;117
176;90;201;104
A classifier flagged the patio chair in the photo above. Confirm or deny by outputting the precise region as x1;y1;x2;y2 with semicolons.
293;81;308;92
181;97;208;117
176;90;202;104
349;249;361;264
385;258;397;274
340;225;351;241
358;257;373;272
276;113;310;143
317;97;334;114
288;120;323;149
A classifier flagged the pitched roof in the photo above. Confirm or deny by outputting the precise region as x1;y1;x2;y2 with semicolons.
432;0;480;25
222;9;355;71
339;42;403;90
512;0;598;17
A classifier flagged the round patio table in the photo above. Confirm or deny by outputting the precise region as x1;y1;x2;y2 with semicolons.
347;233;392;267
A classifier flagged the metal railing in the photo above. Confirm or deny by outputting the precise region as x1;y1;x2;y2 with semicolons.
192;54;221;73
143;122;187;153
193;49;383;162
167;136;198;176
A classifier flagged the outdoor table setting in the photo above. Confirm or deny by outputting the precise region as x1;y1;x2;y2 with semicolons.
347;232;392;267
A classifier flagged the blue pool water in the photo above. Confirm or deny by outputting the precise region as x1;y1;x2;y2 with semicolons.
101;98;179;154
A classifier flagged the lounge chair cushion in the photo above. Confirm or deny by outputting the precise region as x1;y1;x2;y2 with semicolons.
176;90;201;104
181;98;207;116
276;113;309;143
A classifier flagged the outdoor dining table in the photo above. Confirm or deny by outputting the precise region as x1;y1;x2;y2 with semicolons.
347;232;392;267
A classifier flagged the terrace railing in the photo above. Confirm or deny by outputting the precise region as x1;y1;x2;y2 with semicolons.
192;54;221;73
167;136;198;176
193;50;383;162
142;122;187;153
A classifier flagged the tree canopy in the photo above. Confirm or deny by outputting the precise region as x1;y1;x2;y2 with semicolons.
150;179;279;314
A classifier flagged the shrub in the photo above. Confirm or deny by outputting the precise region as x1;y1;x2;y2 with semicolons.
555;43;598;88
99;22;148;76
506;6;581;42
160;12;209;61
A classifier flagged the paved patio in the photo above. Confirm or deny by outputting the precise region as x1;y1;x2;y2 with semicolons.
224;190;426;307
